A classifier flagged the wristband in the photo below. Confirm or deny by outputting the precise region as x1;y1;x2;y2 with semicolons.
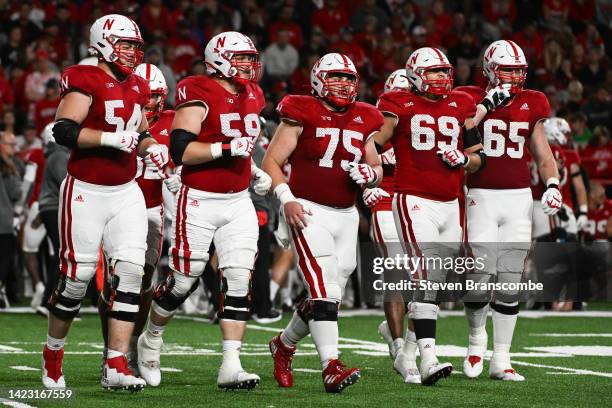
545;177;560;189
579;204;588;214
274;183;297;205
210;142;223;159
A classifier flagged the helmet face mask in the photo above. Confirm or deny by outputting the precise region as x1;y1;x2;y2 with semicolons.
228;52;262;85
311;53;359;108
111;40;144;74
420;66;454;95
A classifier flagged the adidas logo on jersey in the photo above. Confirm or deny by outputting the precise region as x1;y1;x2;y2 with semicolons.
404;102;414;107
248;92;256;100
411;204;420;211
520;103;530;110
132;85;140;93
353;116;364;124
448;101;458;108
159;129;168;136
74;195;84;203
189;199;199;207
469;199;477;206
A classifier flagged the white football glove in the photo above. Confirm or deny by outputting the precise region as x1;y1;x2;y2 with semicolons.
576;205;588;230
479;84;512;112
541;187;563;216
251;165;272;196
362;188;390;208
436;148;469;168
144;144;169;173
230;137;254;157
100;130;139;153
343;162;377;186
164;173;181;193
380;148;396;166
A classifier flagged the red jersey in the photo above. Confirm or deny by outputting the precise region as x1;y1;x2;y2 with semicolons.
277;95;384;208
34;97;60;134
136;110;174;208
374;143;394;212
175;75;265;193
456;86;550;190
561;148;581;209
530;144;567;200
23;147;45;206
377;90;476;201
60;65;150;186
582;200;612;241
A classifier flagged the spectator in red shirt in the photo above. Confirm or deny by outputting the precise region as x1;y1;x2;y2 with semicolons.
167;20;201;79
139;0;172;40
0;71;14;118
483;0;516;37
268;4;304;50
576;23;606;55
34;79;59;135
328;27;367;70
512;22;545;68
442;12;468;50
569;0;596;31
24;49;60;118
430;0;453;37
581;126;612;179
311;0;349;37
290;53;319;95
543;0;571;32
351;0;390;34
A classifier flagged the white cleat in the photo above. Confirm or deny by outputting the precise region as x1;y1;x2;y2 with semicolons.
393;352;421;384
490;367;525;381
489;353;525;381
137;333;162;387
101;355;146;392
420;361;453;386
463;355;484;378
217;365;260;390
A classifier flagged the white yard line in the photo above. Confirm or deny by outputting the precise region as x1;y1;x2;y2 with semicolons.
9;366;39;371
0;399;36;408
530;333;612;337
510;360;612;378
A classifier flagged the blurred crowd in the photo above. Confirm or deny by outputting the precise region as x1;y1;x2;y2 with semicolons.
0;0;611;310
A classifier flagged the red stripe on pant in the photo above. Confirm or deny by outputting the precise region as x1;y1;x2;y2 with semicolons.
291;228;327;299
400;193;427;280
65;176;77;279
395;193;413;259
180;186;191;275
172;185;185;271
59;176;70;275
154;205;164;266
372;211;389;258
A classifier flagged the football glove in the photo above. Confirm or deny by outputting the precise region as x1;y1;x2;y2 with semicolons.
541;186;562;216
344;162;377;186
144;144;169;173
100;130;139;153
437;148;469;168
164;173;181;193
479;84;512;113
251;165;272;196
362;188;390;208
380;148;396;166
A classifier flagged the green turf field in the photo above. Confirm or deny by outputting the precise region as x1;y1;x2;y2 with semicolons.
1;310;611;407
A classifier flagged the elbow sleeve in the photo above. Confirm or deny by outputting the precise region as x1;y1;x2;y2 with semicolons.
170;128;197;165
53;119;81;149
463;126;482;149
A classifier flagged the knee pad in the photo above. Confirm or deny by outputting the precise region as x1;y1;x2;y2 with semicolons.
105;261;143;322
296;297;314;323
48;274;87;320
218;268;252;321
464;301;489;311
152;271;199;317
312;300;338;321
490;300;519;315
408;301;439;320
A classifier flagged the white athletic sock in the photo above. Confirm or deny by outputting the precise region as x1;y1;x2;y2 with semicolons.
146;321;165;338
280;311;309;347
107;349;123;359
417;338;437;365
492;309;517;365
46;335;65;351
222;340;242;369
402;329;417;361
270;280;280;302
466;304;489;354
309;320;339;369
280;287;292;306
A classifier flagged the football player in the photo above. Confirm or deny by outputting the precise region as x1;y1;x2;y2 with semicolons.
374;47;503;385
264;53;384;393
42;14;168;391
137;31;271;390
96;63;179;376
455;40;561;381
363;69;421;384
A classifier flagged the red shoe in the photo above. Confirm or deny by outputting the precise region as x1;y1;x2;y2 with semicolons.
102;355;146;391
269;333;296;388
42;345;65;388
322;359;360;393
